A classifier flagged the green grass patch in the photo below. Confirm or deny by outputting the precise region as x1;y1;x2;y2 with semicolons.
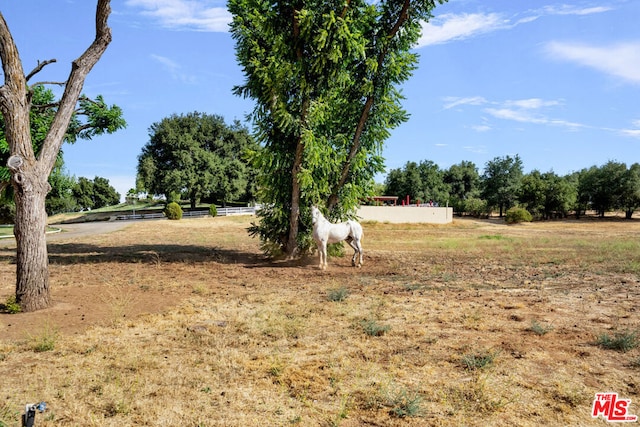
596;330;639;352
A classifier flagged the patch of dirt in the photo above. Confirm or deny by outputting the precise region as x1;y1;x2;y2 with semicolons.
0;216;639;426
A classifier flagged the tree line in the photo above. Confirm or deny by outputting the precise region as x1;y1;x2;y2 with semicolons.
383;155;640;219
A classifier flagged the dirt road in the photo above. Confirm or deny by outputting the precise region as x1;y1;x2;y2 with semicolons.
0;220;136;248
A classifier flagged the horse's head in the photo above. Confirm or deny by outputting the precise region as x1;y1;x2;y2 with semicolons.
311;206;321;225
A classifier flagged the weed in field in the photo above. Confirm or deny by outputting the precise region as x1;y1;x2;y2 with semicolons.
529;320;554;335
27;322;59;352
326;286;349;302
596;330;639;352
100;283;137;325
460;349;498;370
360;319;391;337
443;374;510;415
0;296;21;314
0;402;19;427
192;283;208;295
385;386;424;418
550;382;589;408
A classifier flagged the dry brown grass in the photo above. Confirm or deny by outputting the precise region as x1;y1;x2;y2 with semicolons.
0;215;639;426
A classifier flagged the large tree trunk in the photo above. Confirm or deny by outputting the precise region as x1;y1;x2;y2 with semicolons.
0;0;112;312
12;165;52;311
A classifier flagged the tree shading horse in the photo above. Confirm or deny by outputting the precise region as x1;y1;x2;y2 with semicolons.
311;206;364;270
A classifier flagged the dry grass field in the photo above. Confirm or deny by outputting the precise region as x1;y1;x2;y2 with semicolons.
0;215;639;426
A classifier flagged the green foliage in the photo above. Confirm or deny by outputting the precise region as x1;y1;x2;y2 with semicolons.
481;155;524;217
46;164;79;215
0;202;15;224
463;197;489;218
209;204;218;217
326;286;349;302
0;85;125;199
360;319;391;337
505;207;533;224
385;386;424;418
71;176;120;211
29;324;59;352
136;113;258;209
596;330;639;352
1;295;21;314
529;320;554;335
230;0;448;256
460;349;498;370
164;202;183;220
385;160;450;204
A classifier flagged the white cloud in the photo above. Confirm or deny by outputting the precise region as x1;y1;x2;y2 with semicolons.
418;5;611;48
620;120;640;138
126;0;231;32
471;124;491;132
541;5;613;16
504;98;561;109
150;54;197;83
442;96;487;110
418;13;508;47
545;41;640;85
485;107;547;124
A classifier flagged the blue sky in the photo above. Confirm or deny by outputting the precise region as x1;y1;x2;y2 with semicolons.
2;0;639;199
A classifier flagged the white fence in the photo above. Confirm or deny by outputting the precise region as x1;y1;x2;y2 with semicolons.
112;206;257;221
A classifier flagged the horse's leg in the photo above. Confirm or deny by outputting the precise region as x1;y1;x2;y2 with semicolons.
319;242;328;270
317;242;324;269
356;238;363;267
346;236;362;267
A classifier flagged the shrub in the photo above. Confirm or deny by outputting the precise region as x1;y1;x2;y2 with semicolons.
460;349;498;370
529;320;554;335
361;319;391;337
505;207;532;224
464;198;489;218
164;202;183;220
326;286;349;302
596;330;639;352
209;204;218;217
385;387;424;418
1;295;21;314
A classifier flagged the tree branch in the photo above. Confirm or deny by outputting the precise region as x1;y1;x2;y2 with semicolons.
38;0;112;173
29;81;66;87
328;0;412;209
25;59;57;82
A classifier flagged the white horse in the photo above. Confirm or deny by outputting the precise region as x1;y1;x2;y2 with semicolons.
311;206;364;270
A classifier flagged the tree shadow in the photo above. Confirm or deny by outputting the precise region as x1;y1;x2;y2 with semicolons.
0;242;270;267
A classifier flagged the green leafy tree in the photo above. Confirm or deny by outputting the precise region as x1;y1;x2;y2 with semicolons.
0;0;125;311
91;176;120;208
384;160;448;204
230;0;447;256
620;163;640;219
72;176;120;210
481;155;523;217
588;161;627;217
45;164;79;215
72;177;95;211
443;160;480;214
136;112;256;209
519;170;576;219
